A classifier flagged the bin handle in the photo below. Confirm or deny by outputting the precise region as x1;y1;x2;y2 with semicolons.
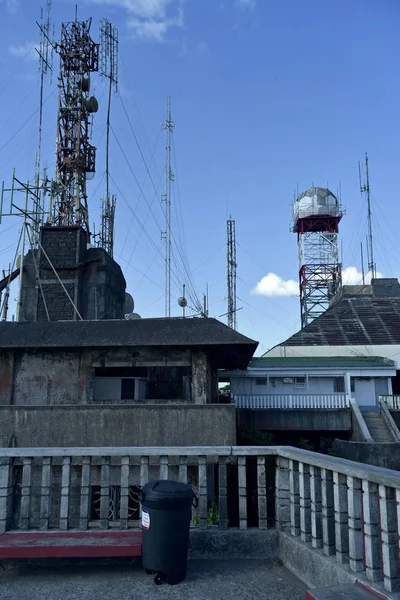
192;494;198;508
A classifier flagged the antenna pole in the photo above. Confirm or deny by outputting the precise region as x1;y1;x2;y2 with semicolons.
361;242;365;285
99;19;118;257
163;95;174;317
360;152;376;279
227;216;237;329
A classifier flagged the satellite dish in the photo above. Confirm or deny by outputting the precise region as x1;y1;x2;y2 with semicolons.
126;312;141;320
124;292;134;314
85;96;99;113
85;172;95;180
178;297;187;308
82;75;90;92
16;255;22;269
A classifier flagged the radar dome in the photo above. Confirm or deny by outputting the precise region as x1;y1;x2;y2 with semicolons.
294;187;339;222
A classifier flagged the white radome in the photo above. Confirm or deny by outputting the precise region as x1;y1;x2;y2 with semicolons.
294;187;339;221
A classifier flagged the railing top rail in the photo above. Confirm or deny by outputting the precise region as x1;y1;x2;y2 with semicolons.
2;445;400;489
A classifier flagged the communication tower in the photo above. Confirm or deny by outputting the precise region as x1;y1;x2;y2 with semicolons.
227;217;237;330
293;187;343;328
52;16;99;239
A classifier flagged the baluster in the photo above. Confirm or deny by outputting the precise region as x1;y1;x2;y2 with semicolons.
140;456;149;517
333;472;349;564
257;456;267;529
198;456;207;529
218;457;228;529
310;465;322;548
299;462;311;543
59;456;71;531
321;468;335;556
0;458;13;533
120;457;130;529
20;457;32;531
160;455;168;480
238;455;247;529
289;460;300;537
40;457;52;530
347;476;363;573
99;456;110;529
379;485;399;592
275;456;290;532
363;481;381;582
79;456;91;530
179;456;188;484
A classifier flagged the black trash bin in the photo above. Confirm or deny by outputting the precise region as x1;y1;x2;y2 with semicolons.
140;479;196;585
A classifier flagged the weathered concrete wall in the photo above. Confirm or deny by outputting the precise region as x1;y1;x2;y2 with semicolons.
332;438;400;470
0;352;13;405
0;404;236;447
191;350;217;404
237;409;352;431
10;350;90;406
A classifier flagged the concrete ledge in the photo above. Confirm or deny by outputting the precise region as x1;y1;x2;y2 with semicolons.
188;528;278;560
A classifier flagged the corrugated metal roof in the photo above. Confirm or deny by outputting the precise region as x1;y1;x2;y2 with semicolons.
251;356;395;369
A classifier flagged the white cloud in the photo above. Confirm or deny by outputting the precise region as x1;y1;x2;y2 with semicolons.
342;266;383;285
252;273;298;297
235;0;257;9
1;0;20;13
88;0;184;41
9;41;37;61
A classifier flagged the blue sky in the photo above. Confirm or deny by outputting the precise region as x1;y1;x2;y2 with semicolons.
0;0;399;354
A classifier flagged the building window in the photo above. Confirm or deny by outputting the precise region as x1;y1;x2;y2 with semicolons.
255;377;267;386
294;376;306;388
334;377;345;393
334;377;355;393
121;378;135;400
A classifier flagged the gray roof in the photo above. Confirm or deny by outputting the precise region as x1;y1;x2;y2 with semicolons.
0;317;258;369
277;283;400;348
251;356;395;369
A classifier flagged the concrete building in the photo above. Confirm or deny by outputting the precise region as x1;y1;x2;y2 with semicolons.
0;317;257;447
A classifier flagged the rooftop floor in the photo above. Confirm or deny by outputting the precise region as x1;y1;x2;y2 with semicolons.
0;559;306;600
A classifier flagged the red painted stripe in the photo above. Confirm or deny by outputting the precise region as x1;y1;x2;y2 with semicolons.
356;581;390;600
0;531;142;559
304;592;316;600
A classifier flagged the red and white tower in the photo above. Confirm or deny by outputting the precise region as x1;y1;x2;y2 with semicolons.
293;187;343;328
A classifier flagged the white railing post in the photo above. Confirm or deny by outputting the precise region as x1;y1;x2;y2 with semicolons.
299;462;311;543
160;455;168;480
198;455;207;529
347;476;363;573
119;456;130;529
0;458;13;533
275;456;290;532
99;456;110;530
238;455;247;529
60;456;71;531
289;460;300;537
321;468;335;556
79;456;91;530
218;457;228;529
40;457;52;531
379;485;399;592
310;465;323;549
179;456;188;484
363;480;381;582
257;456;267;529
333;472;349;564
20;457;32;531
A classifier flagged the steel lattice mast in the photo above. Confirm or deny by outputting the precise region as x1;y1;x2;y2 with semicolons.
162;95;174;317
227;217;237;330
52;17;99;239
99;18;118;257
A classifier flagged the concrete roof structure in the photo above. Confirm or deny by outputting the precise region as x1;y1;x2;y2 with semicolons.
0;317;258;369
251;356;396;369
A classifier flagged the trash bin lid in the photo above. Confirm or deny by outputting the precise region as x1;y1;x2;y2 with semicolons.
142;479;194;501
141;480;195;509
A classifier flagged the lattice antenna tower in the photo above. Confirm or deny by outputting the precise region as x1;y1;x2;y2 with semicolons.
162;95;174;317
99;18;118;257
52;16;99;239
358;152;376;279
227;217;237;330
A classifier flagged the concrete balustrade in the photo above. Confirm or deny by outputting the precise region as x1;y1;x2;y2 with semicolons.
1;445;400;592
